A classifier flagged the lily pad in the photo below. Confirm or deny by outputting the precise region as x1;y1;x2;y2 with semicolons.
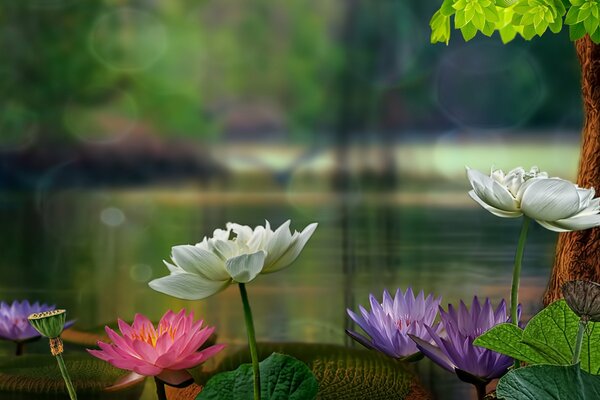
496;363;600;399
0;353;145;399
474;300;600;374
197;353;318;400
194;342;426;400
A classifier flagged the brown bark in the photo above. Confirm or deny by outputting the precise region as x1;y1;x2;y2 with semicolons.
544;36;600;305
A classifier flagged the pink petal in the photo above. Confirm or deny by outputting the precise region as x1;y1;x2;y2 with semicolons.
132;340;158;363
169;344;225;370
117;319;135;337
132;314;154;333
131;364;163;376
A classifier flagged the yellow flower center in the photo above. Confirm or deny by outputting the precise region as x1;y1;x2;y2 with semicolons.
133;324;177;347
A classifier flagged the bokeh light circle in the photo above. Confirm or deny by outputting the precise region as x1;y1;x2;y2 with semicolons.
64;91;138;144
100;207;126;227
89;8;168;72
435;43;545;129
129;264;153;283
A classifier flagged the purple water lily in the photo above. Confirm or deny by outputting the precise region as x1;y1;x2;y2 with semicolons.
346;288;442;359
410;297;517;399
0;300;74;355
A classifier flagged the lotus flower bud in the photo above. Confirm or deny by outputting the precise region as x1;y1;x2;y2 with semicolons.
561;280;600;322
28;309;67;339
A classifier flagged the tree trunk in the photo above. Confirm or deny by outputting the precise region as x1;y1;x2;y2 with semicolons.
544;36;600;305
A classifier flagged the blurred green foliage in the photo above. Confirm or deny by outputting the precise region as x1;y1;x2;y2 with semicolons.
0;0;584;144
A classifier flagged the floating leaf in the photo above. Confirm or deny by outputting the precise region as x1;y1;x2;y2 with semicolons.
0;354;145;399
496;364;600;399
197;353;318;400
475;300;600;374
194;342;419;400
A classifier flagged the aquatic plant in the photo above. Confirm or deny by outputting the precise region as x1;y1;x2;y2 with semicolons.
466;166;600;231
466;165;600;346
28;309;77;400
411;297;515;400
346;288;442;359
87;310;224;400
0;300;74;355
149;220;318;300
150;220;317;400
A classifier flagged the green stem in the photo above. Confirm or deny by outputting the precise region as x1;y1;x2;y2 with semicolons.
239;283;260;400
510;216;530;368
55;353;77;400
572;321;586;364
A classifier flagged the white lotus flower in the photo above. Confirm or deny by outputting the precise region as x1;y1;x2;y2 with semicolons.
149;220;318;300
467;166;600;232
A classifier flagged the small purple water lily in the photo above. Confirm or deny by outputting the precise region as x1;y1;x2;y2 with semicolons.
410;297;516;399
0;300;74;355
346;288;442;359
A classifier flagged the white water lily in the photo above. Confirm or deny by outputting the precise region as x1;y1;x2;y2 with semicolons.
149;220;318;300
467;166;600;232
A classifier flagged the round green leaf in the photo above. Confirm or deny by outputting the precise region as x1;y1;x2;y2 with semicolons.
0;354;145;399
194;343;419;400
497;364;600;399
197;353;317;400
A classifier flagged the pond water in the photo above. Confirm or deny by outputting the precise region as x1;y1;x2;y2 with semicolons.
0;187;557;399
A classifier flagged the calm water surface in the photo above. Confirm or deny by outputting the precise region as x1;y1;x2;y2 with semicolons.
0;188;557;399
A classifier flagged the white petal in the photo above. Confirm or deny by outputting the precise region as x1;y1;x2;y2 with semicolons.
171;245;229;281
208;239;238;261
546;214;600;232
521;178;582;221
262;222;318;273
225;251;266;283
263;220;293;268
148;273;230;300
535;220;574;233
468;191;522;218
228;223;254;244
466;168;519;212
163;260;182;274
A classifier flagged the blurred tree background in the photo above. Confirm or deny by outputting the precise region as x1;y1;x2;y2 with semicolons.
0;0;583;149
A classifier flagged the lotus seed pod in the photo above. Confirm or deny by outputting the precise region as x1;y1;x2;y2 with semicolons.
561;280;600;322
28;309;67;338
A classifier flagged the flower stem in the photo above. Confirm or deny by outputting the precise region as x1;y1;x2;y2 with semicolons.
239;283;260;400
474;382;488;400
572;320;586;364
55;353;77;400
154;377;167;400
510;216;530;368
15;342;24;356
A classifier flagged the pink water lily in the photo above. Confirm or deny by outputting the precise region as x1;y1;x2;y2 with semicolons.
88;310;225;378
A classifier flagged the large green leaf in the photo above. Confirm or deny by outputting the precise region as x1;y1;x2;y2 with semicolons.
197;353;317;400
194;342;420;400
496;364;600;400
473;323;548;364
0;353;145;399
474;300;600;374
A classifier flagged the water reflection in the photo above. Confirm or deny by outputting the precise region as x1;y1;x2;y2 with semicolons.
0;189;555;399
